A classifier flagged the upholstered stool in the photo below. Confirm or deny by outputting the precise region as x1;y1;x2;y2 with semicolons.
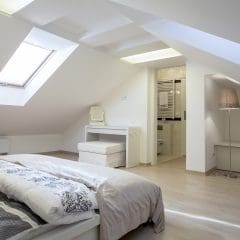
78;141;126;167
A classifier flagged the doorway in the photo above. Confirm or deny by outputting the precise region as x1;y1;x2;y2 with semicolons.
156;66;186;165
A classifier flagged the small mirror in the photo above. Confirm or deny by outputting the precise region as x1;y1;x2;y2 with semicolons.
89;106;105;125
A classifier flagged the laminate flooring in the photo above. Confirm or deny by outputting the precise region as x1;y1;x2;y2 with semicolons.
46;152;240;240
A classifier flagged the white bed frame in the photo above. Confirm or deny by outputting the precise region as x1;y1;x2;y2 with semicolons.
33;215;100;240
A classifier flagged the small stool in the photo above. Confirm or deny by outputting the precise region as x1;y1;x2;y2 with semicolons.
78;141;126;168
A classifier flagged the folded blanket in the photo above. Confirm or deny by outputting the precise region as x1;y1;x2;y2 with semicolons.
0;160;98;225
0;192;45;239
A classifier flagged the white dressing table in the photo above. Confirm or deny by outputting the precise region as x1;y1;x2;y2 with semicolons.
85;125;140;168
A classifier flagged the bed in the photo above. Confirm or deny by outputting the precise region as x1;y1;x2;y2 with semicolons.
0;154;165;240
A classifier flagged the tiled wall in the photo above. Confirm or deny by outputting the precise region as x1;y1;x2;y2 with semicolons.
157;65;186;80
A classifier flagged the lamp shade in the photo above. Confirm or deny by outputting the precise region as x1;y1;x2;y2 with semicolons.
219;87;240;109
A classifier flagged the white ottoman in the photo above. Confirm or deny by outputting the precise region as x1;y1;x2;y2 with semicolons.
78;141;126;167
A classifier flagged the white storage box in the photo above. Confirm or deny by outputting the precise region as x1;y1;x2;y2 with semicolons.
78;141;126;168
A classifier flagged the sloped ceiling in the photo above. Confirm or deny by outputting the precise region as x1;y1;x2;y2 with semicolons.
110;0;240;43
0;0;239;135
0;44;139;135
0;14;32;70
110;0;240;80
143;20;240;81
15;0;170;55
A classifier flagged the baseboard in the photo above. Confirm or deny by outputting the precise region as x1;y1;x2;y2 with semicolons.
39;150;76;154
139;162;151;167
205;167;217;176
185;170;205;175
185;167;217;176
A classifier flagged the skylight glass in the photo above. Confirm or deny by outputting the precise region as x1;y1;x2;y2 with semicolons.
0;0;35;15
0;42;53;87
121;48;182;64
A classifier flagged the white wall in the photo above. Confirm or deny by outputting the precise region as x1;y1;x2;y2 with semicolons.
102;68;149;163
62;67;153;164
0;14;32;70
62;113;89;153
224;88;240;142
5;134;63;154
147;69;157;165
62;61;223;171
186;61;217;172
0;41;138;135
205;77;225;171
226;111;240;141
204;80;240;171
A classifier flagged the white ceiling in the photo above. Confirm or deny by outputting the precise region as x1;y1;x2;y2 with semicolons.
110;0;240;44
0;0;239;135
0;14;32;70
14;0;174;60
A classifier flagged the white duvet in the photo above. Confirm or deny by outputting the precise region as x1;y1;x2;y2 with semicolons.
1;154;165;240
0;159;98;225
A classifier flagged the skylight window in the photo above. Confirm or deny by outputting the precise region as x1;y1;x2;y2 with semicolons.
0;0;35;15
0;42;53;87
121;48;182;64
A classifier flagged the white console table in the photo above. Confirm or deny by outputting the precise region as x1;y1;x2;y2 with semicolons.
85;125;140;168
215;142;240;172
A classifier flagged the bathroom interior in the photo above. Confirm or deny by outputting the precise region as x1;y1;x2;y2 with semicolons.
156;66;186;163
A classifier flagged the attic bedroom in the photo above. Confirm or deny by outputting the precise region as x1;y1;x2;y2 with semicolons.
0;1;240;240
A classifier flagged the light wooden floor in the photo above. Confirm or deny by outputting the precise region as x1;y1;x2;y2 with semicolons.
46;152;240;240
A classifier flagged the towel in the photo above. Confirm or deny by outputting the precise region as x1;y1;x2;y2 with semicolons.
159;92;168;108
